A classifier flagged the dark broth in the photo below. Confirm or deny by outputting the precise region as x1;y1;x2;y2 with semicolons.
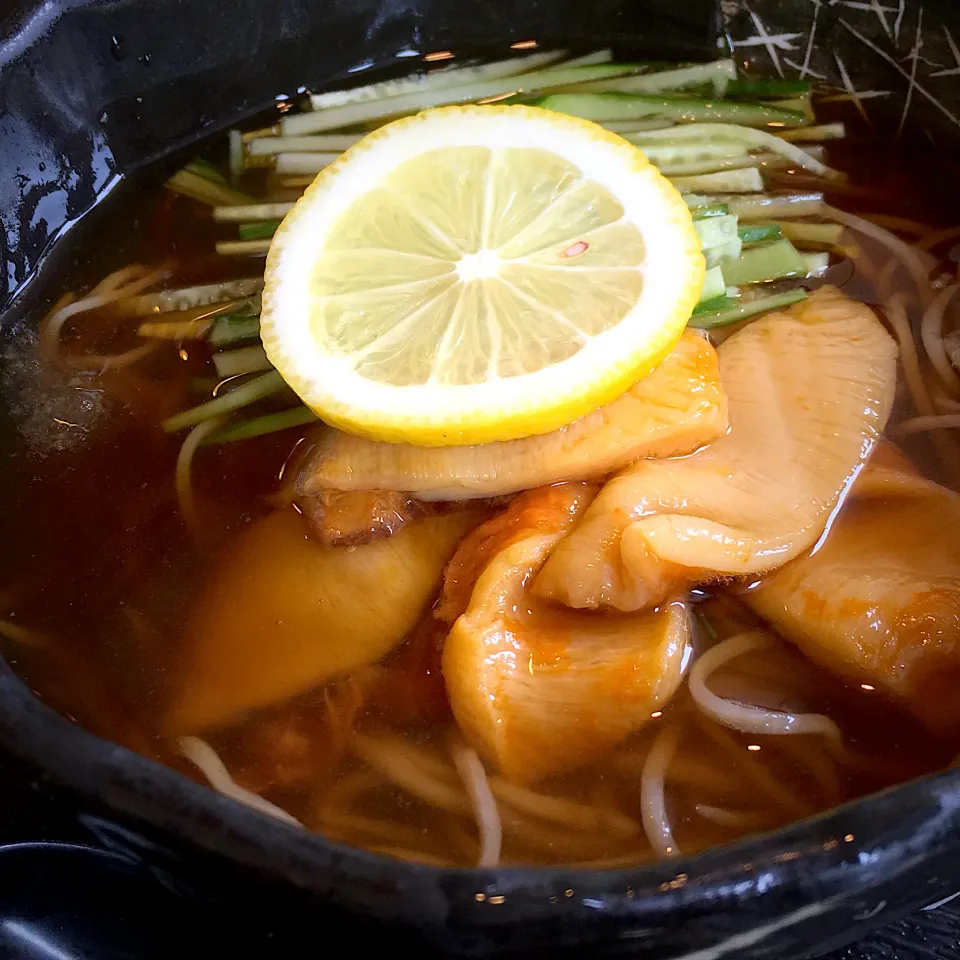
2;92;960;868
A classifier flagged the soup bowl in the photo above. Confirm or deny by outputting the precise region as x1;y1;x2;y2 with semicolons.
2;0;960;956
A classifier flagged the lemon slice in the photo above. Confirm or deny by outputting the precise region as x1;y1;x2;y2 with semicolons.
261;104;704;445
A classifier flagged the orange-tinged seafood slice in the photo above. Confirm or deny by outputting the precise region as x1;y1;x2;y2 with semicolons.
535;287;898;611
298;332;726;501
442;485;689;782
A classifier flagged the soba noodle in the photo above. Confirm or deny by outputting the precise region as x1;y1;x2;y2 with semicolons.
640;725;682;857
896;414;960;436
175;416;229;544
921;285;960;397
351;733;469;815
450;740;502;867
39;265;170;365
179;736;302;826
825;204;935;304
689;632;844;744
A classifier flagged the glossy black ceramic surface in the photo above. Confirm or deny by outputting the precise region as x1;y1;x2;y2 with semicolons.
2;1;960;957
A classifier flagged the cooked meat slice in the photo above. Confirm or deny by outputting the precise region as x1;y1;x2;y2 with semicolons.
441;484;689;782
298;332;727;501
534;287;898;612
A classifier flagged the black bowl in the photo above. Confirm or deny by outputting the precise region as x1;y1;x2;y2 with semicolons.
2;1;960;956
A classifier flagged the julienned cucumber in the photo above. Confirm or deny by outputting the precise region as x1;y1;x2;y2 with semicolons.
307;49;567;110
694;215;739;250
631;124;842;180
694;204;729;219
692;295;738;317
685;197;729;219
563;60;737;97
212;345;273;379
638;141;749;168
771;96;815;124
652;152;770;178
699;266;727;303
705;240;743;268
530;93;809;128
721;238;806;286
688;288;808;329
210;315;262;346
558;50;615;68
696;215;743;268
720;193;825;220
238;220;281;241
166;168;256;207
672;167;764;194
738;223;782;244
283;62;646;135
205;407;318;445
774;221;845;248
802;252;831;277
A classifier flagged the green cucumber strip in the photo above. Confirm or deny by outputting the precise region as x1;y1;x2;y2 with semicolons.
721;193;825;220
778;122;846;143
803;252;831;276
285;62;643;134
688;289;808;329
774;221;845;248
209;315;262;346
308;50;567;110
656;148;824;179
204;407;318;444
214;201;295;223
602;119;676;134
692;295;738;317
213;345;273;379
631;124;843;180
238;220;282;241
275;152;340;175
721;238;806;286
162;371;285;433
637;141;749;168
738;222;782;244
706;239;743;268
699;265;727;303
686;198;729;218
228;129;244;184
652;152;769;177
216;239;271;257
672;167;764;194
166;169;256;207
705;239;743;268
247;134;364;156
725;77;812;99
694;214;739;250
770;95;815;124
185;159;229;185
557;50;614;68
532;93;808;128
562;59;737;97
